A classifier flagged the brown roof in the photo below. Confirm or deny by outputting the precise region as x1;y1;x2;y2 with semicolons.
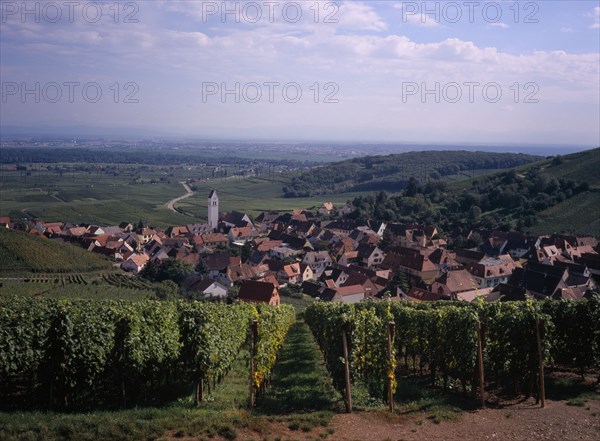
238;280;278;303
436;269;479;294
336;284;365;296
406;287;450;302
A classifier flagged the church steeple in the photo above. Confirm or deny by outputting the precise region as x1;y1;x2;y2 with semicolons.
208;190;219;230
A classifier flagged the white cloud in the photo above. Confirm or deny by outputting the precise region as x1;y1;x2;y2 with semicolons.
588;6;600;29
489;23;509;29
336;2;388;31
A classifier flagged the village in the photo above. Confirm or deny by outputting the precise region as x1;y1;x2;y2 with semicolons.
1;189;598;306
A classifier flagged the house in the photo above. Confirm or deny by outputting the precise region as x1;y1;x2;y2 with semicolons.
226;263;254;286
356;244;385;268
331;285;365;303
300;263;314;282
380;249;440;284
238;280;280;306
466;255;521;288
165;225;189;238
121;253;149;272
0;217;11;228
186;278;228;299
302;251;333;276
502;262;593;300
321;267;349;287
227;226;259;244
404;287;451;302
277;262;302;286
318;202;334;216
197;233;229;249
341;272;379;298
431;269;480;298
200;253;230;279
221;211;252;228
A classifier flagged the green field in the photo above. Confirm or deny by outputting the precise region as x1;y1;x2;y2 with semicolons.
0;278;154;301
532;190;600;236
177;176;365;219
0;229;113;275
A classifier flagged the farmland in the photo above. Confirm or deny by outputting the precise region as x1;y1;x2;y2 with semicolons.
0;229;112;275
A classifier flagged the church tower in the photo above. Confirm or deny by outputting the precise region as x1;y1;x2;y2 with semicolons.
208;190;219;230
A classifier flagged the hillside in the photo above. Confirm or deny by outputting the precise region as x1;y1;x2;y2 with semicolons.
525;148;599;235
0;228;112;275
283;151;540;197
346;148;599;236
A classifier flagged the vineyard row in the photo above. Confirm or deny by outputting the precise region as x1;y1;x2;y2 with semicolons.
304;298;600;409
0;298;295;409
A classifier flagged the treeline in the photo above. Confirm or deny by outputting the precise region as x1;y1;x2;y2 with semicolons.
1;147;317;168
283;151;539;197
349;167;590;231
0;298;295;410
305;297;600;406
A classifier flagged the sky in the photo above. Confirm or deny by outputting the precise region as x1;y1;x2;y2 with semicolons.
1;0;599;146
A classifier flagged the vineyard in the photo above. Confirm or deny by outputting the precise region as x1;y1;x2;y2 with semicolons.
0;229;112;275
0;298;295;410
305;298;600;409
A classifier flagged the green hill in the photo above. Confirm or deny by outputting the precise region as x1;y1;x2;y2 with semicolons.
346;148;598;236
0;228;112;275
283;151;541;197
526;147;600;235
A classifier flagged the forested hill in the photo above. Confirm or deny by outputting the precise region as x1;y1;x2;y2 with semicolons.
282;151;540;197
347;147;599;236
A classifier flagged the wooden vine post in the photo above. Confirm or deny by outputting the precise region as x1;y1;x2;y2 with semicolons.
249;319;258;408
476;321;486;408
342;322;352;413
535;317;546;408
387;322;396;412
194;378;204;406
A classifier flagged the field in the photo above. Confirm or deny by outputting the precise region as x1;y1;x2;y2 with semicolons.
0;278;154;301
0;159;366;226
532;190;600;236
0;228;113;276
0;296;598;441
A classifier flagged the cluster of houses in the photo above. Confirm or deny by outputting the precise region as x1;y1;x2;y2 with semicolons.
1;191;598;305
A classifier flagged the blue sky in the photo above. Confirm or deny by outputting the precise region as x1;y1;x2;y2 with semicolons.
1;0;599;146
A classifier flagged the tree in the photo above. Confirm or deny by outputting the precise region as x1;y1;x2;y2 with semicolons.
154;280;180;300
140;258;194;284
405;177;420;197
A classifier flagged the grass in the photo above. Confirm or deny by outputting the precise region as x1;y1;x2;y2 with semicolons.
257;320;338;421
544;375;600;407
392;377;472;424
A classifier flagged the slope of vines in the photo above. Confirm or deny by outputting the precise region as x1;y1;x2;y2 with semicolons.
0;298;295;410
305;297;600;405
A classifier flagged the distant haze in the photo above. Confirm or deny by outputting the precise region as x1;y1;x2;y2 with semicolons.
1;1;598;147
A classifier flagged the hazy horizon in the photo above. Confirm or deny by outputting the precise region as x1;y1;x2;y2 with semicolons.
1;1;599;147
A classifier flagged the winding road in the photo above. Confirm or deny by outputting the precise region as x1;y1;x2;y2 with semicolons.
166;181;195;212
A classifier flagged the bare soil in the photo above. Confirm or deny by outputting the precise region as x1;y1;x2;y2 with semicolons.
168;396;599;441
